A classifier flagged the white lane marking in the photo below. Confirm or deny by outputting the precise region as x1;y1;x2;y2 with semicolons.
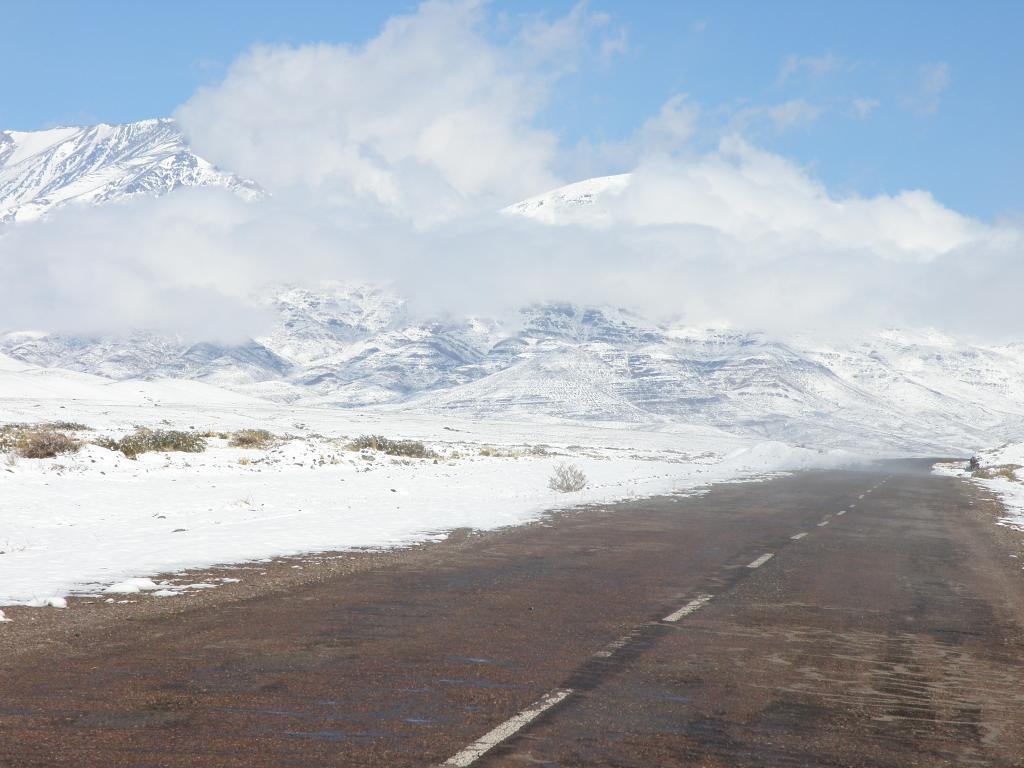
790;532;808;540
858;494;865;500
594;632;637;656
817;520;830;527
663;593;713;623
747;553;774;569
836;510;846;516
849;503;857;508
441;688;573;767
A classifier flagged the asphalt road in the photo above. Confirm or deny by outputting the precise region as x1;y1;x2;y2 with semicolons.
3;461;1024;767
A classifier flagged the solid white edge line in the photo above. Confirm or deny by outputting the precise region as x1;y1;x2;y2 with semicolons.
790;532;808;540
663;593;714;622
441;688;574;767
747;553;774;569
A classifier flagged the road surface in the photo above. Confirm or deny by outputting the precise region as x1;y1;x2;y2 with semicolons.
3;461;1024;767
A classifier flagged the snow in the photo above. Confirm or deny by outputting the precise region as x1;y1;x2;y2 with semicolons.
9;285;1024;455
22;596;67;608
3;127;81;166
0;370;859;606
1;120;259;224
104;578;162;595
934;444;1024;530
503;173;631;224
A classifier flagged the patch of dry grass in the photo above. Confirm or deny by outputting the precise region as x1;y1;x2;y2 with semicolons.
229;429;275;449
347;435;435;459
95;428;207;459
974;463;1022;481
0;424;83;459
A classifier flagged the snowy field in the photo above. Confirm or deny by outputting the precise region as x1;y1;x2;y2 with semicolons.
935;444;1024;530
1;354;858;608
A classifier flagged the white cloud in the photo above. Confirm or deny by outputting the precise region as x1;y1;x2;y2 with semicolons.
905;61;951;116
543;136;994;260
852;97;880;118
600;28;629;62
921;61;951;95
637;95;700;154
175;0;607;226
731;99;822;136
1;4;1020;342
766;99;822;132
777;52;845;85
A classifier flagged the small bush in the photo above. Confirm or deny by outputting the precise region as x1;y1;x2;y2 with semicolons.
0;425;26;453
974;463;1021;481
548;462;587;493
229;429;274;449
199;430;230;439
347;435;435;459
96;428;207;459
1;424;82;459
44;421;90;432
16;428;82;459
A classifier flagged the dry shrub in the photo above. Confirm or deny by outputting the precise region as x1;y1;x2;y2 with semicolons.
347;435;435;458
229;429;274;449
96;428;207;459
974;463;1022;481
16;428;82;459
43;421;90;431
1;424;82;459
548;462;587;493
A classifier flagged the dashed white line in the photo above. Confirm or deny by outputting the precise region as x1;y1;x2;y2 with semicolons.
836;510;846;516
747;553;774;569
817;520;830;527
790;532;808;540
858;494;865;500
663;593;714;623
594;632;637;656
440;688;574;767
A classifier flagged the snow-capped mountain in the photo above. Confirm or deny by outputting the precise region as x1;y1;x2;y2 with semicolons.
503;174;630;224
1;121;1022;456
5;283;1024;454
0;119;259;223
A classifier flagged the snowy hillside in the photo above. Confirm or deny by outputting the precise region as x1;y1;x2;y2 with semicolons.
503;173;631;224
5;286;1024;454
0;119;259;223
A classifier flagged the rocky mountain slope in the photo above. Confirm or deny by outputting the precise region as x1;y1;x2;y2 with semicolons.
0;119;259;223
4;282;1024;454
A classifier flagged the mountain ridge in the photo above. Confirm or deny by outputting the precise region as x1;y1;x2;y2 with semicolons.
1;120;1022;455
0;118;260;223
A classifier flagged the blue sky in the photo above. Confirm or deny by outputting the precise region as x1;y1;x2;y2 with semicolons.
1;0;1020;219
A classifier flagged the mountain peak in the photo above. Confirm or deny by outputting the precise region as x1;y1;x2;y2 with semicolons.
0;118;260;224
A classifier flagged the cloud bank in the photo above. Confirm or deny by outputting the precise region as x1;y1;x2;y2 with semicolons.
0;1;1020;343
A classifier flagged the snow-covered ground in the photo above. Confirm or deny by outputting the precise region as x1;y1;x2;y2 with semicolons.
935;444;1024;530
1;356;858;608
